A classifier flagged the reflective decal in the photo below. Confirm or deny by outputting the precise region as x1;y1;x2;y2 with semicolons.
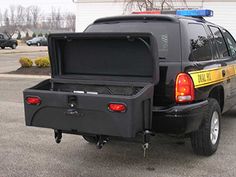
188;64;236;88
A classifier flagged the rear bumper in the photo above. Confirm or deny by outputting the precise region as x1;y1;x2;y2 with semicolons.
152;100;208;134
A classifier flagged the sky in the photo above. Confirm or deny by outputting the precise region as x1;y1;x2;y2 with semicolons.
0;0;75;13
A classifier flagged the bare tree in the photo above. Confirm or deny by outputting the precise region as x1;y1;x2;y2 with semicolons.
3;9;15;36
16;5;25;28
9;5;15;25
3;10;10;27
124;0;190;13
2;5;26;36
161;0;174;10
40;16;49;29
55;9;62;30
50;7;57;30
0;10;3;26
31;6;40;28
1;4;76;35
124;0;156;12
49;8;64;30
182;0;188;8
65;13;76;31
25;7;33;27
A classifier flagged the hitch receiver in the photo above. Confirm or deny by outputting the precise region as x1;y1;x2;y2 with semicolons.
142;130;154;157
54;130;62;144
96;136;109;149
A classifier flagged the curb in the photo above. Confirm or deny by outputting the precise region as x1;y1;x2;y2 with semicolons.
1;50;48;55
0;74;50;79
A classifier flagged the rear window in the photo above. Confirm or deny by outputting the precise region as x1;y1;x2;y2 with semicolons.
85;21;181;61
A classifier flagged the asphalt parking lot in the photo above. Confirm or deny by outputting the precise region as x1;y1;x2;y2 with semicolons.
0;76;236;177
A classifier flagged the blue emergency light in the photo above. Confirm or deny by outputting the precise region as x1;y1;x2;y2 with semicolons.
176;9;213;17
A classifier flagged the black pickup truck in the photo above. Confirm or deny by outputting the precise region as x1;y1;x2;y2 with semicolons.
24;10;236;156
0;33;18;49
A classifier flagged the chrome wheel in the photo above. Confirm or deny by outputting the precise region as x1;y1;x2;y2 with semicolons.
210;111;219;145
191;98;221;156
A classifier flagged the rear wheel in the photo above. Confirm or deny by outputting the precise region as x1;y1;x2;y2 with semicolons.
1;46;5;49
83;135;98;144
191;98;221;156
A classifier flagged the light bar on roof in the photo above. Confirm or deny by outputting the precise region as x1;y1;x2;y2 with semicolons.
176;9;213;17
132;11;161;14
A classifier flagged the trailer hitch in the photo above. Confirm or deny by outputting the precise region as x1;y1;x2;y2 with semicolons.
96;136;109;149
54;130;62;144
142;130;154;158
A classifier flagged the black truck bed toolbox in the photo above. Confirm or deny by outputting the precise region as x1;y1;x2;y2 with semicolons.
24;33;159;138
24;80;154;138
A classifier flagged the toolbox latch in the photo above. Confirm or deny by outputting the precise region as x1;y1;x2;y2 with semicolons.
68;95;77;108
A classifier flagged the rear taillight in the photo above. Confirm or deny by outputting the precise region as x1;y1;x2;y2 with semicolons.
26;96;41;105
175;73;195;103
108;103;127;112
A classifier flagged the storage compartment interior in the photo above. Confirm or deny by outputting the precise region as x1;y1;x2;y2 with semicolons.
53;83;142;96
35;80;143;96
49;33;157;82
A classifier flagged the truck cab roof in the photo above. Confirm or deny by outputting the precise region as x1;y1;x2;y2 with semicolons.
94;14;208;24
93;14;224;30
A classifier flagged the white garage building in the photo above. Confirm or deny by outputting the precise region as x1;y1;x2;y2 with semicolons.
73;0;236;38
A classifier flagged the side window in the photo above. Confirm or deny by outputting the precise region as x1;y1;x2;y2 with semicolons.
0;34;3;39
188;24;212;61
222;30;236;57
209;26;229;58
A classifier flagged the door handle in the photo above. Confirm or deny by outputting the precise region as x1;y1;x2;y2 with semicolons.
222;70;226;77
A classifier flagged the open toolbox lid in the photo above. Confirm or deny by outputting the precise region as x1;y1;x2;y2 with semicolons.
48;33;159;84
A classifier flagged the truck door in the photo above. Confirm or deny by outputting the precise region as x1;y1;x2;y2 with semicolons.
221;29;236;106
208;26;235;108
185;23;233;110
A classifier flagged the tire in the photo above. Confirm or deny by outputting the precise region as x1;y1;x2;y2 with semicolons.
191;98;221;156
1;46;5;49
37;42;41;46
11;44;16;49
83;135;98;144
